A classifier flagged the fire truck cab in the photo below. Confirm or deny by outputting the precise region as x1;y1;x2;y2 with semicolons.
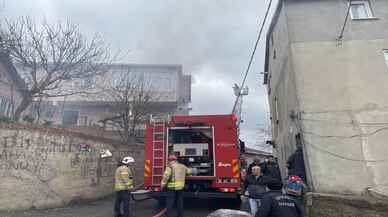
144;114;242;199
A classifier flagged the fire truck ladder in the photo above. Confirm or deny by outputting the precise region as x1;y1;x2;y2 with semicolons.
152;120;166;186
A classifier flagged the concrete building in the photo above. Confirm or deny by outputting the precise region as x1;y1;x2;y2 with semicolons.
38;64;191;131
265;0;388;215
243;147;273;165
0;53;26;118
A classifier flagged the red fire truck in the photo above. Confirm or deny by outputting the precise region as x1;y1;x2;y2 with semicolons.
143;114;243;199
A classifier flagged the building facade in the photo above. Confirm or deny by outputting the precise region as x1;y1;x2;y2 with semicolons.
38;64;191;131
265;0;388;200
0;53;25;118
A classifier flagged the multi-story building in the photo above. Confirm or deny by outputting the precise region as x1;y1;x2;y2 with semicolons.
265;0;388;215
39;64;191;130
0;52;26;118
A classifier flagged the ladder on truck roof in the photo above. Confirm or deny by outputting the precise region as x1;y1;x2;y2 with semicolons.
151;116;167;186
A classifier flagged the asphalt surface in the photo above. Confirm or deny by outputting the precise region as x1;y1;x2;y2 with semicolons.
0;196;242;217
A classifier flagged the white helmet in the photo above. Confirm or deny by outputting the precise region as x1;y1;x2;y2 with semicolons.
122;156;135;164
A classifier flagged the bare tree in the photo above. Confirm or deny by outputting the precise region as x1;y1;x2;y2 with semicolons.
100;72;159;144
0;17;112;120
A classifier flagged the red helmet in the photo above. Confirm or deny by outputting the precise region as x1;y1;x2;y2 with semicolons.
168;154;177;161
288;175;302;182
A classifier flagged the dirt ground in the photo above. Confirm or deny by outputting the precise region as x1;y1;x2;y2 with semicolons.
0;196;241;217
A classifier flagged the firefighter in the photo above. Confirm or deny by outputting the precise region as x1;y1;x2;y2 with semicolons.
161;154;192;217
114;156;135;217
255;179;303;217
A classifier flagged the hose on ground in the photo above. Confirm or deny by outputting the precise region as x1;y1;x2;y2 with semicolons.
152;208;167;217
131;183;152;202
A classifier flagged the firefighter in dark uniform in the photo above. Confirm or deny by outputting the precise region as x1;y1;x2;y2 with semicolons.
255;180;303;217
161;154;192;217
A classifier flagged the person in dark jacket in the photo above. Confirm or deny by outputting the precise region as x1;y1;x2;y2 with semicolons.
261;156;282;181
247;157;261;176
255;180;303;217
286;146;306;183
242;165;273;216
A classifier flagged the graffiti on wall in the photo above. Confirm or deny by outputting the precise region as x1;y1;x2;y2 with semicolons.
0;127;146;210
0;132;119;185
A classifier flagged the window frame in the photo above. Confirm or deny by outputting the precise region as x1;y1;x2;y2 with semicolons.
349;0;376;20
82;77;96;89
274;97;279;125
0;96;10;116
62;109;80;126
185;148;197;156
383;49;388;67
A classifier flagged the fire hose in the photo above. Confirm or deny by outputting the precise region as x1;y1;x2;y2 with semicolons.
130;184;167;217
130;184;151;202
152;208;167;217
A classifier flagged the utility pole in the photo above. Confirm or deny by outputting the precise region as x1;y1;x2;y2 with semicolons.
232;83;249;135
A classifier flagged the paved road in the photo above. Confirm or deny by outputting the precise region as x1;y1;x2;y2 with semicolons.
0;196;241;217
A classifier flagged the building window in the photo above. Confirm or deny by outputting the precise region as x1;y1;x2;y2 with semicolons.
274;98;279;125
82;77;96;89
112;72;124;87
80;116;88;126
263;72;269;85
267;73;272;94
350;1;374;19
0;96;11;116
383;50;388;67
43;107;55;119
185;148;196;156
62;110;79;126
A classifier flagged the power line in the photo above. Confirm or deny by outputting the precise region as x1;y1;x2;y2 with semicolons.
302;125;388;139
300;106;388;114
301;118;388;127
301;118;388;124
337;0;352;42
232;0;274;113
303;140;388;163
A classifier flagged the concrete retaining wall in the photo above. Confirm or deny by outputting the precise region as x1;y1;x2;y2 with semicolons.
0;124;144;211
305;193;388;217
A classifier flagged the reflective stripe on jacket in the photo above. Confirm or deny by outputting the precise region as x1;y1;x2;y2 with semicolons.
114;165;134;191
161;161;192;190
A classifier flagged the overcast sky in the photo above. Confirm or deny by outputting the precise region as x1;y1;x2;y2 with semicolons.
2;0;277;149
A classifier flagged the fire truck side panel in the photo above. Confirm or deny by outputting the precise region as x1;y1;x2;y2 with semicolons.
211;116;240;190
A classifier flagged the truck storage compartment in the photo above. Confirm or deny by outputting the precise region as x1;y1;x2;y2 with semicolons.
168;127;214;177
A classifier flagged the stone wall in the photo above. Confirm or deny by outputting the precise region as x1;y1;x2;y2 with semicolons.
305;193;388;217
0;124;144;211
